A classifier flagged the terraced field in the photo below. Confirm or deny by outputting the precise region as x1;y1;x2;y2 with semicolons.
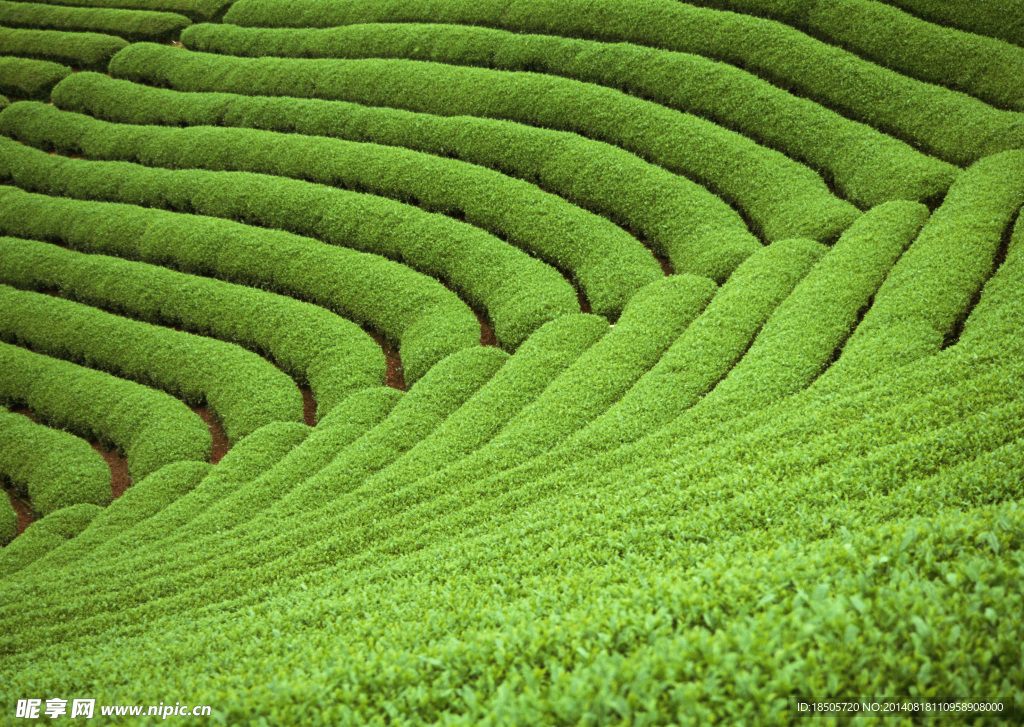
1;0;1023;723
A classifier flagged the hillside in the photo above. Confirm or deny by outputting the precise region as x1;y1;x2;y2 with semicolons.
1;0;1022;723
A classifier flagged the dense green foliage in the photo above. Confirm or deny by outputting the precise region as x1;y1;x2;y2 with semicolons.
181;21;958;208
1;0;1023;722
0;26;127;70
0;0;190;41
0;235;384;419
52;72;760;281
0;184;474;388
0;284;303;443
0;54;67;98
0;133;576;355
0;408;110;520
673;0;1024;112
224;0;1024;166
0;341;210;481
1;101;659;318
0;0;232;22
0;502;101;575
108;42;861;243
875;0;1024;48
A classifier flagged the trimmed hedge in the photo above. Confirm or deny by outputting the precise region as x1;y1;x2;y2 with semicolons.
0;26;127;70
275;313;610;522
960;212;1024;348
52;72;761;282
0;157;480;388
833;149;1024;383
2;101;659;319
107;42;861;243
0;54;68;99
703;201;928;416
0;0;233;23
173;346;510;541
0;0;190;41
0;285;304;444
0;341;210;481
874;0;1024;49
182;21;958;208
0;407;110;517
0;132;575;355
0;236;385;420
563;236;827;459
221;0;1024;167
0;503;101;576
13;461;212;576
675;0;1024;112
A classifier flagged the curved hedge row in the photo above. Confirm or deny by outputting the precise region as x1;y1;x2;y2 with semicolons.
0;186;474;391
221;0;1024;167
182;346;510;540
182;21;958;208
0;341;210;481
0;26;127;70
0;54;68;99
107;43;861;243
1;0;233;23
0;0;190;41
562;236;826;459
51;73;761;282
0;502;101;576
2;101;660;319
834;149;1024;382
0;407;111;518
371;275;718;503
0;134;576;353
703;201;928;416
874;0;1024;48
17;315;1019;653
0;236;384;420
673;0;1024;112
0;285;304;443
258;314;611;529
960;214;1024;349
14;388;401;582
14;461;212;578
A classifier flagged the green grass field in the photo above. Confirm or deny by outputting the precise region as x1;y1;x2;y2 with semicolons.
1;0;1022;723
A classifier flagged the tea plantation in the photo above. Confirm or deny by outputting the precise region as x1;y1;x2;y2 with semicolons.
1;0;1023;724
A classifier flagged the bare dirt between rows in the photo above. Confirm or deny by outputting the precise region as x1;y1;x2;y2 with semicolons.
6;407;132;536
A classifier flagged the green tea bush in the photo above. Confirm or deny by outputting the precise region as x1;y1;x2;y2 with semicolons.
2;101;658;318
1;2;1022;719
182;21;958;208
0;0;190;41
1;0;233;22
671;0;1024;112
0;235;384;419
0;502;101;576
52;72;760;281
107;42;861;243
0;132;574;355
873;0;1024;48
562;236;826;458
0;285;303;444
0;407;110;517
222;0;1024;166
0;341;210;481
0;26;127;70
0;154;481;387
0;54;68;98
833;149;1024;383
